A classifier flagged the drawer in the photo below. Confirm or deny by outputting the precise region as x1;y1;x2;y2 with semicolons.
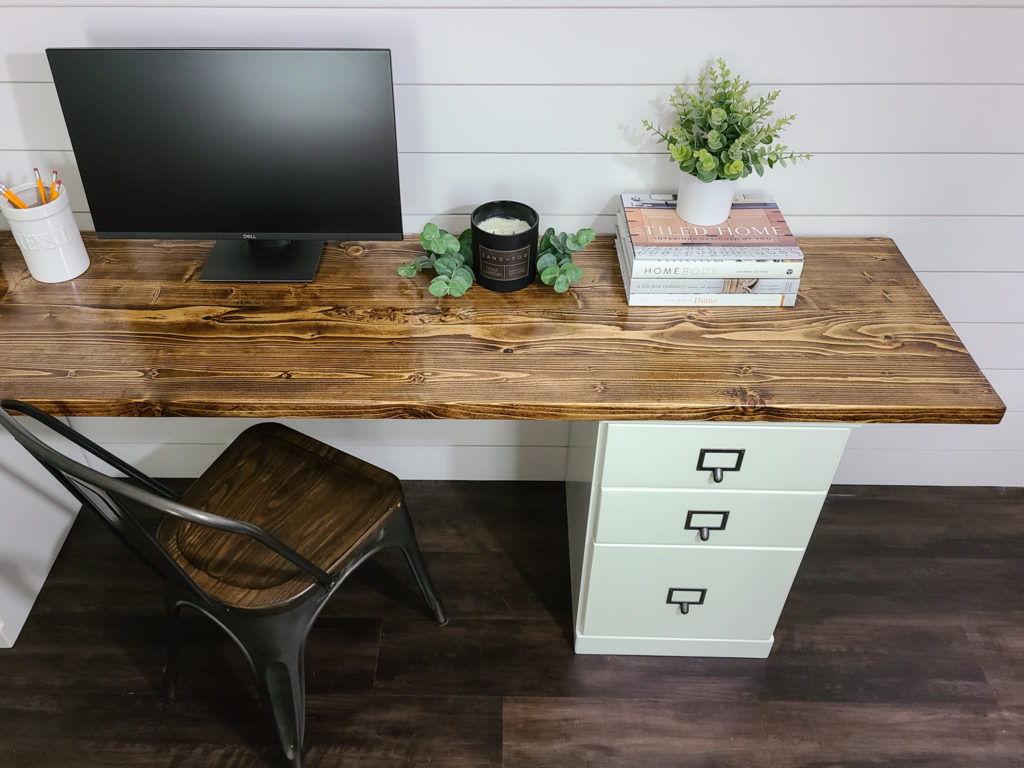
581;544;805;641
595;488;826;548
600;423;850;491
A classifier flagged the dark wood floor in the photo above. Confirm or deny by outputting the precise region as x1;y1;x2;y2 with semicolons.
1;482;1022;767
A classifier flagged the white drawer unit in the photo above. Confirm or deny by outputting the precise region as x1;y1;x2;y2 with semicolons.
566;421;852;657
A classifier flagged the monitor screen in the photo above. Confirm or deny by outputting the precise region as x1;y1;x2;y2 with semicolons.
46;48;404;282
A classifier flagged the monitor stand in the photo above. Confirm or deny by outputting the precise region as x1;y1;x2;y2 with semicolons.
199;239;325;283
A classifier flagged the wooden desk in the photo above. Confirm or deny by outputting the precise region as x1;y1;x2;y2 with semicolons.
0;233;1004;423
0;234;1005;653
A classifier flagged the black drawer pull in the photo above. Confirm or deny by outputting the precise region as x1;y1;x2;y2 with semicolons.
696;448;745;483
666;587;706;615
685;510;730;541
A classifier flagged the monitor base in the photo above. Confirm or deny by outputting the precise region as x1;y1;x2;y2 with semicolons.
199;239;325;283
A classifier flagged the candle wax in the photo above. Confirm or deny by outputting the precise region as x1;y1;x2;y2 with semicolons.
478;216;530;236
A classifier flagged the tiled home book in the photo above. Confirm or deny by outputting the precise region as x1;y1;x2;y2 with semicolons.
615;211;803;279
620;193;805;262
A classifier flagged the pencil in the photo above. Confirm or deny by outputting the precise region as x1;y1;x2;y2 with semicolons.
33;168;47;203
53;180;62;199
0;181;29;209
49;171;58;200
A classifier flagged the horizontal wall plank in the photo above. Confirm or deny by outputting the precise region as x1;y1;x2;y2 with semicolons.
784;217;1024;273
834;448;1024;486
5;152;1021;223
66;417;570;446
398;154;1024;219
2;7;1022;84
5;1;1018;7
984;370;1024;411
917;274;1024;323
84;441;569;481
954;324;1024;369
6;82;1024;155
845;413;1022;452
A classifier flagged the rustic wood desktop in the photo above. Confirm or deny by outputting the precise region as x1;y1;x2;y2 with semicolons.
0;233;1005;655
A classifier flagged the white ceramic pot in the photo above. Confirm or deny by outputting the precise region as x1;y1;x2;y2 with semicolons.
675;172;736;226
1;182;90;282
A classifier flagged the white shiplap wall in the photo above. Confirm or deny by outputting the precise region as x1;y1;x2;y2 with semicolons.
1;1;1021;486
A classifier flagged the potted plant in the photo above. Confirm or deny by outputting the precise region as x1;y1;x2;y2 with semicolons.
642;58;810;225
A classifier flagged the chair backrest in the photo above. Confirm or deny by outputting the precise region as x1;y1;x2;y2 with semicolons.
0;399;221;604
0;400;334;603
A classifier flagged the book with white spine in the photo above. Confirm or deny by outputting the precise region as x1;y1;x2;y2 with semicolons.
614;235;798;307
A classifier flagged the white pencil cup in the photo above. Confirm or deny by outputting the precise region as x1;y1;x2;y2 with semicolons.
1;181;90;283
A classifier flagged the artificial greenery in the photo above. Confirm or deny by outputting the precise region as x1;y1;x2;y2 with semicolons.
537;227;595;293
642;58;810;182
397;223;475;297
397;222;597;296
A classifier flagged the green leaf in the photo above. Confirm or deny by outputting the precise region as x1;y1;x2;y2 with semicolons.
397;261;419;278
537;252;558;271
448;272;472;296
565;233;581;251
428;276;450;297
453;266;475;285
440;232;461;255
539;227;555;252
434;255;459;276
553;274;571;293
724;159;744;178
563;263;584;283
540;265;560;285
420;222;440;244
458;229;473;261
575;228;596;247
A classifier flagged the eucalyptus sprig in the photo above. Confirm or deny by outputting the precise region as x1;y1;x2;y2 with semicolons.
643;58;810;182
397;223;475;297
537;227;595;293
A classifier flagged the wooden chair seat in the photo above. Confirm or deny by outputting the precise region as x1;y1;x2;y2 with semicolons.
158;423;404;609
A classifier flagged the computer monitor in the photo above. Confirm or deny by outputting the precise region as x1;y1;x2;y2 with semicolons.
46;48;404;282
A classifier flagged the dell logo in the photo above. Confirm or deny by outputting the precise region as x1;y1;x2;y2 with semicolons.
242;233;256;239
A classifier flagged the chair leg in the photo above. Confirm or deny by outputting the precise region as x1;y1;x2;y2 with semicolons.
232;612;311;768
162;586;182;701
392;503;448;626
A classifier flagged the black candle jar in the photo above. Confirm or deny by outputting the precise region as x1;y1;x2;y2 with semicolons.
470;200;539;293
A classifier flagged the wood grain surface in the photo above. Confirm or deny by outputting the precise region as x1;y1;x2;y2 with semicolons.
0;234;1005;423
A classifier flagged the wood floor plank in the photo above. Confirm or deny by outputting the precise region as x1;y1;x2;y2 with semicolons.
0;481;1022;768
502;699;1024;768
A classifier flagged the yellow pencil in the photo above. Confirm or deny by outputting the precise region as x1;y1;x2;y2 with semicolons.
33;168;47;203
49;170;58;200
0;181;29;209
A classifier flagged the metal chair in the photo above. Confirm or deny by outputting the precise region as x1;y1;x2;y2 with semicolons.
0;399;447;768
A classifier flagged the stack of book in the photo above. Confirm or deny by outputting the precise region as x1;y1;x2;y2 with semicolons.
614;192;803;306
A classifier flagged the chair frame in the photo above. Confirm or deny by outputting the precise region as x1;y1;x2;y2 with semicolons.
0;399;447;767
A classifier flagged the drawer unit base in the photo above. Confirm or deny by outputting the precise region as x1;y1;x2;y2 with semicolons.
574;632;774;658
